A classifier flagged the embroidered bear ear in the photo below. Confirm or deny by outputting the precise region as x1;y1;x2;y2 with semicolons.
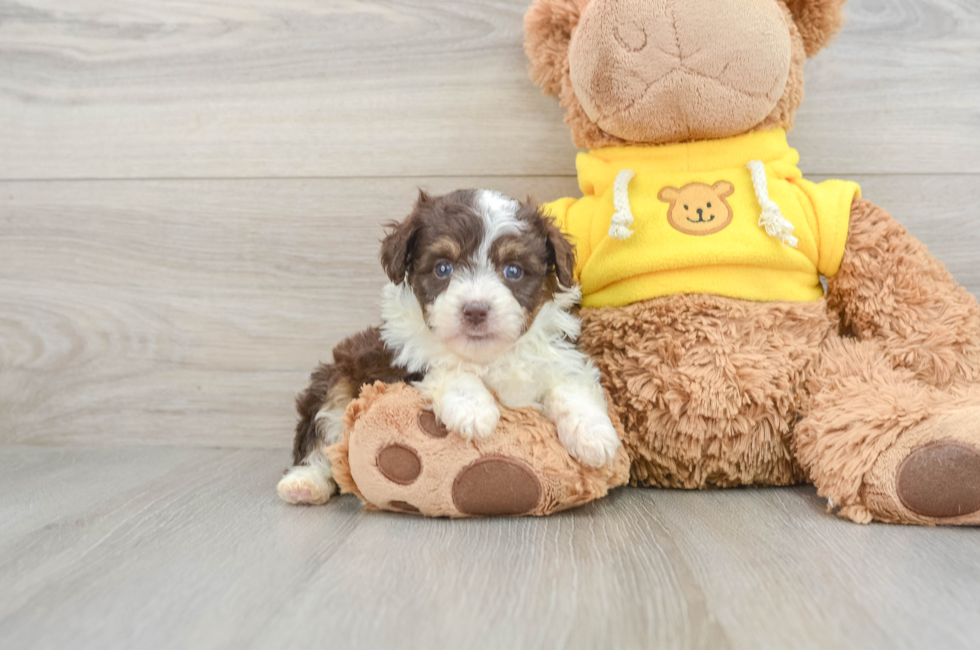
784;0;847;58
524;0;590;97
712;181;735;198
658;187;680;202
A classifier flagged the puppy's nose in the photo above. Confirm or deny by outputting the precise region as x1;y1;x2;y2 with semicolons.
462;302;490;326
697;208;703;217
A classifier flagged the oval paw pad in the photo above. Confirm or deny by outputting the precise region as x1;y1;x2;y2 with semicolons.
388;500;421;513
376;444;422;485
418;410;449;438
451;456;541;516
897;440;980;518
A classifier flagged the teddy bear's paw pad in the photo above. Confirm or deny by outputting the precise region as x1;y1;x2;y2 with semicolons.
387;500;421;514
418;410;449;438
376;444;422;485
896;441;980;518
451;456;542;516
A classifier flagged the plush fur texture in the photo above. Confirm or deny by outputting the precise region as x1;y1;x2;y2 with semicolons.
524;0;980;525
794;337;980;525
827;199;980;390
298;0;980;525
576;197;980;524
784;0;847;57
526;0;817;149
578;293;832;488
568;0;794;144
328;382;630;518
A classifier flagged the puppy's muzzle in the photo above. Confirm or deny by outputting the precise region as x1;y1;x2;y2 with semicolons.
462;302;491;326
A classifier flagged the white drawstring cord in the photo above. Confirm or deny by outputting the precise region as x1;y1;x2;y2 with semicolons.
608;169;636;240
747;160;798;248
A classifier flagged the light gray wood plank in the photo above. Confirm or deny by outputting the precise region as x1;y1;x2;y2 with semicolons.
1;174;977;448
1;0;978;180
0;446;977;650
0;176;578;448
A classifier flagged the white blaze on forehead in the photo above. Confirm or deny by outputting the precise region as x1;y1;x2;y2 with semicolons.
409;190;530;363
476;190;525;262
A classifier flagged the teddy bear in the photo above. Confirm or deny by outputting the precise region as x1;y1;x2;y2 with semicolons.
521;0;980;524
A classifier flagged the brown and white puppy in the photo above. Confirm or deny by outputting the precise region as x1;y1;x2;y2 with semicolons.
278;189;621;505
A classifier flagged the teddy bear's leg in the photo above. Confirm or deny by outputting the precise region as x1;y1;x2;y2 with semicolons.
795;337;980;525
828;198;980;390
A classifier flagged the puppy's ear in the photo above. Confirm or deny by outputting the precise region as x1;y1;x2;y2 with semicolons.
524;0;589;97
784;0;847;58
380;191;428;284
543;213;577;288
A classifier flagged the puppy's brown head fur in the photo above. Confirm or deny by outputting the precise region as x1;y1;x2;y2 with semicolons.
380;189;576;361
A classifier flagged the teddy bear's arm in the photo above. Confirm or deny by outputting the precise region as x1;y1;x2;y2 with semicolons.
826;198;980;389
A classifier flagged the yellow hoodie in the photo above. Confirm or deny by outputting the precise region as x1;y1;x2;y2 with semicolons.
543;129;860;308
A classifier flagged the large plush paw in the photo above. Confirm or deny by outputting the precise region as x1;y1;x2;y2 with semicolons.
556;408;622;468
436;388;500;440
861;405;980;525
277;465;336;505
328;382;631;518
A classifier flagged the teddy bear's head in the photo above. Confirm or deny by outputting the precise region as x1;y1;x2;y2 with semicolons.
525;0;846;149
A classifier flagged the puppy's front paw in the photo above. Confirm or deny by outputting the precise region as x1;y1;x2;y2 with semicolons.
557;410;621;468
277;466;336;505
438;390;500;440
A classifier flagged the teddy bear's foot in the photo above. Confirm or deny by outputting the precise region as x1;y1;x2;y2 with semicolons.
860;406;980;525
326;382;630;517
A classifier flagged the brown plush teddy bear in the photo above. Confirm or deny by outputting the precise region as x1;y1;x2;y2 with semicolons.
523;0;980;524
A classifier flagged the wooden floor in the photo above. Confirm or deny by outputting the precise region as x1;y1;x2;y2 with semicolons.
1;0;979;648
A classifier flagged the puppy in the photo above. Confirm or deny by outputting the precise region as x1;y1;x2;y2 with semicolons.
278;189;621;505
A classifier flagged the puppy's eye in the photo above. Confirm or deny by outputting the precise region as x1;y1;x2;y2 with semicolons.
707;202;712;208
434;261;453;279
503;264;523;281
684;205;689;210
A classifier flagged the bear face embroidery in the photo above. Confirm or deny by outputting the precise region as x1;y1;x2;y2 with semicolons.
658;182;735;236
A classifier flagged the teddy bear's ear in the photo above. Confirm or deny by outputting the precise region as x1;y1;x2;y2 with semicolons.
784;0;847;58
524;0;589;97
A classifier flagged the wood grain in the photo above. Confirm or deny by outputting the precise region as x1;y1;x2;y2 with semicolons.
2;1;979;647
1;0;978;180
2;174;977;449
1;446;978;650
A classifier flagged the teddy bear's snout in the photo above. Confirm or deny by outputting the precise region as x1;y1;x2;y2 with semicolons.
568;0;794;144
612;20;646;53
